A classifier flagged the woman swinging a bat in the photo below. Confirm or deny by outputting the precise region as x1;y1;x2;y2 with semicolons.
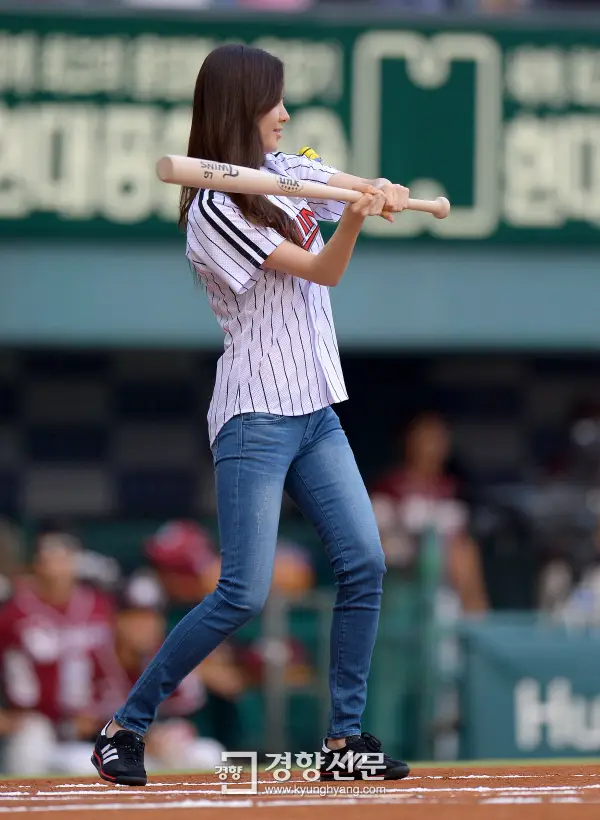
92;43;411;787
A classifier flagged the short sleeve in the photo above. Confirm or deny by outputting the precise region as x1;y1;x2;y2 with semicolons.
268;152;345;223
187;190;285;295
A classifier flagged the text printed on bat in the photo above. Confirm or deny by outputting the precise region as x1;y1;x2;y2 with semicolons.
277;176;303;193
199;160;240;178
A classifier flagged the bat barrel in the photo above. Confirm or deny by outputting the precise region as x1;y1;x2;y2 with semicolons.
156;156;178;184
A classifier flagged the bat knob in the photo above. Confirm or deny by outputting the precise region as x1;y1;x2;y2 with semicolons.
434;197;451;219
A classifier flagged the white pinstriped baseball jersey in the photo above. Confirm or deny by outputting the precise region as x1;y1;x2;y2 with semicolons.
186;151;349;446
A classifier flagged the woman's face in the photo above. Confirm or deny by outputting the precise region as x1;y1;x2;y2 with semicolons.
258;99;290;153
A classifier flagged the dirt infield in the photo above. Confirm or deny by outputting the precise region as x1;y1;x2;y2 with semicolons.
0;764;599;819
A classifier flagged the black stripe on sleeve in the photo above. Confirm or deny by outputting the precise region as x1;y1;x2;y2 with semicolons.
197;191;263;269
188;211;247;289
206;192;268;262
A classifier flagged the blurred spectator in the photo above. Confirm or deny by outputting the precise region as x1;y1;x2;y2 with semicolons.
473;0;531;11
77;550;122;594
531;400;600;612
30;517;122;596
0;530;126;775
116;573;225;771
371;411;489;613
144;520;316;604
144;519;218;606
272;539;316;598
200;537;316;601
0;519;23;605
544;400;600;486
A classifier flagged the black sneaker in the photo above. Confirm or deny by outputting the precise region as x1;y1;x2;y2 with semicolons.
319;732;410;781
91;721;147;786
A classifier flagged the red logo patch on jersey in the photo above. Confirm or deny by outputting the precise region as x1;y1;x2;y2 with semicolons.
295;207;319;250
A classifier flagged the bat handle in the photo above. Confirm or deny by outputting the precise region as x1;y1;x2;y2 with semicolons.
356;193;450;220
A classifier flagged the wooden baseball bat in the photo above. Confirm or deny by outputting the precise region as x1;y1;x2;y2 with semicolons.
156;155;451;220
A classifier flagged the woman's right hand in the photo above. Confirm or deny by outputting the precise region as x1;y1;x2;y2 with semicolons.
344;186;387;221
264;185;387;287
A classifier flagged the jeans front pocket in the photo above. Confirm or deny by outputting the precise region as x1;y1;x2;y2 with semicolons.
240;412;287;425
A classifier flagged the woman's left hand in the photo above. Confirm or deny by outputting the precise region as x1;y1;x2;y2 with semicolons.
373;179;410;223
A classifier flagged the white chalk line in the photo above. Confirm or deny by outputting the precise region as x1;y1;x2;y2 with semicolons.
484;797;585;805
0;800;253;812
0;797;504;813
0;784;600;805
33;791;219;798
50;784;596;795
8;782;600;793
552;798;585;803
3;784;597;800
483;798;543;805
53;784;177;789
0;791;599;812
36;772;597;789
1;777;600;811
4;784;600;799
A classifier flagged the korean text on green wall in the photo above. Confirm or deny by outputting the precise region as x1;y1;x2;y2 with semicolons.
1;11;600;241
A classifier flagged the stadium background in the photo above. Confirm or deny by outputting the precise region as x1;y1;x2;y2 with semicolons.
2;0;600;776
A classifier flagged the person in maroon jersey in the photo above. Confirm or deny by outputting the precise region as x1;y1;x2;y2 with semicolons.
0;531;127;775
0;518;23;605
371;411;489;613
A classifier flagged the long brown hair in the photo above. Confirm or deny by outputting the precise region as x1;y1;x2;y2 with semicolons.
179;44;301;246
